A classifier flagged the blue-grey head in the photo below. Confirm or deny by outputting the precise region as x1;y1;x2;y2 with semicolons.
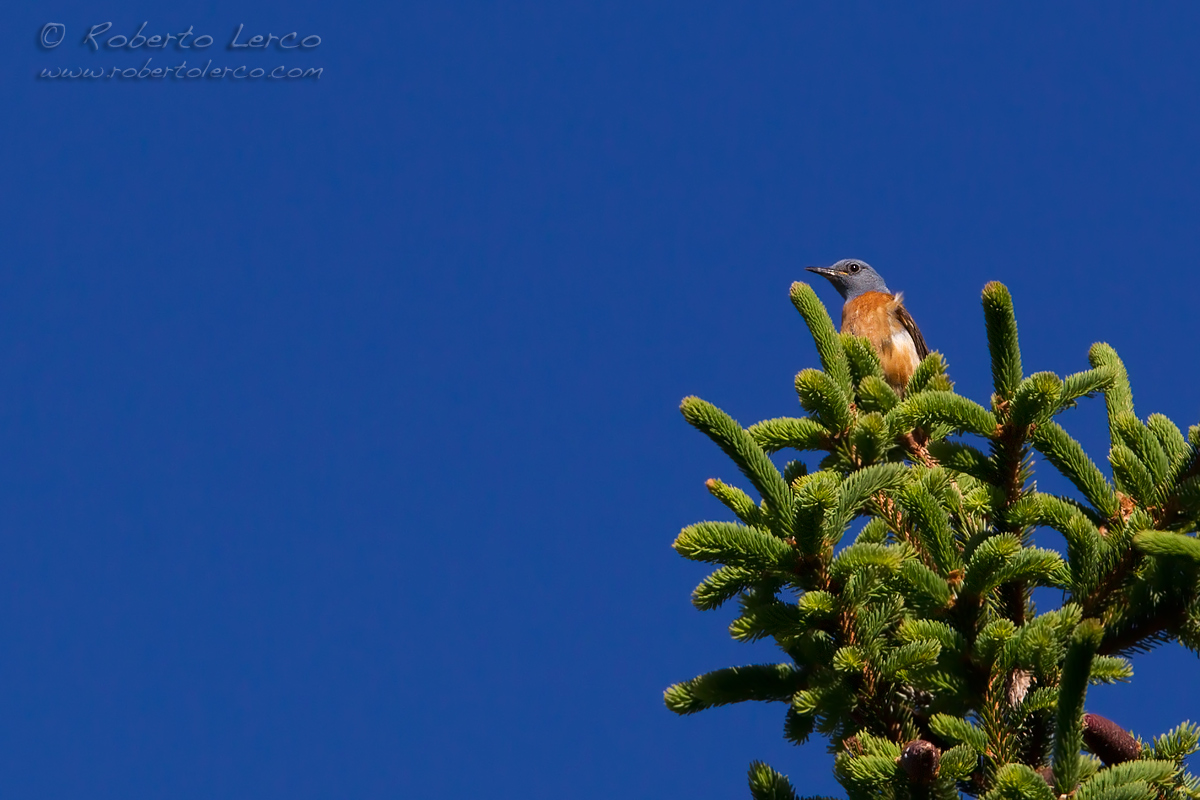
805;259;891;301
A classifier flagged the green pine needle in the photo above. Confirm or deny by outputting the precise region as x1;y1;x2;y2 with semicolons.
982;281;1024;403
664;663;803;715
1089;343;1135;443
1134;530;1200;562
791;281;853;395
673;520;793;568
748;760;802;800
749;416;831;454
681;397;795;534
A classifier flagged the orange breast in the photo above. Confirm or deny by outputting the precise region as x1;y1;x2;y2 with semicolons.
842;292;921;393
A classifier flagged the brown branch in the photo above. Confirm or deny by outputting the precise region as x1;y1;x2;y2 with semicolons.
1081;546;1138;619
1098;604;1187;656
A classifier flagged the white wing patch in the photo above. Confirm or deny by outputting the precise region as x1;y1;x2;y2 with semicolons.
890;330;920;369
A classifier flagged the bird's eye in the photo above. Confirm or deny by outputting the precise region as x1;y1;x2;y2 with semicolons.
848;263;860;273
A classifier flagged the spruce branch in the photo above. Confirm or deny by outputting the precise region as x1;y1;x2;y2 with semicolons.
1089;343;1135;445
747;760;804;800
985;764;1056;800
791;281;853;395
750;417;832;454
1147;413;1193;481
692;565;758;610
1134;530;1200;563
665;663;805;714
706;478;766;527
796;369;854;433
927;440;999;484
1011;372;1062;429
981;282;1023;404
681;397;795;534
859;375;901;414
1059;366;1117;411
908;352;953;397
673;520;794;569
1029;421;1120;519
841;333;886;386
1053;619;1104;794
888;391;998;439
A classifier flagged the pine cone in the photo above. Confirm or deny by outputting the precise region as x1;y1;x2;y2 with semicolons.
898;739;941;784
1082;713;1141;765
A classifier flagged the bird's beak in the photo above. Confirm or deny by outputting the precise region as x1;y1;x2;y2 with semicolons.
805;266;839;279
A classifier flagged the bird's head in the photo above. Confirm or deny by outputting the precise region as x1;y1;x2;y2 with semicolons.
805;259;890;300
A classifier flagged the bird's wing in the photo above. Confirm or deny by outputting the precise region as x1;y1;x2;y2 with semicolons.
894;303;929;360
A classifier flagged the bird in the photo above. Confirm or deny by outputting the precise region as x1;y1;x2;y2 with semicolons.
805;259;928;395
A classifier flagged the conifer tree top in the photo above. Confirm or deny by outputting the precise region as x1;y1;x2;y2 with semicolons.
667;281;1200;800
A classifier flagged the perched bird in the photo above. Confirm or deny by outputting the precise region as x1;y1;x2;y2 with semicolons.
806;259;928;394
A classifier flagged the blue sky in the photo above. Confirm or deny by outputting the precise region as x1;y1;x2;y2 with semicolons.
3;3;1200;798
